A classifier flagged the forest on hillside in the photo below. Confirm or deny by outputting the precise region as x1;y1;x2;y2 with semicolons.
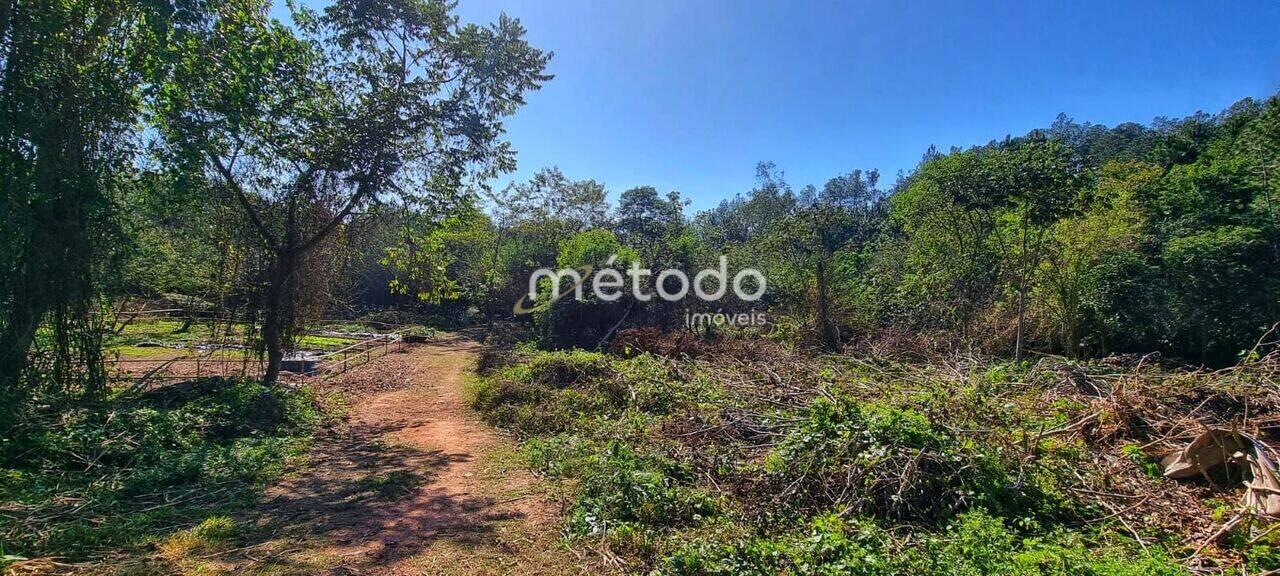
3;0;1280;574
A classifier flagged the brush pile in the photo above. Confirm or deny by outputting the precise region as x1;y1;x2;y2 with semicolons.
474;332;1280;575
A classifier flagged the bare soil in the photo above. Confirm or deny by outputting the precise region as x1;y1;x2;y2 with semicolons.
155;334;599;575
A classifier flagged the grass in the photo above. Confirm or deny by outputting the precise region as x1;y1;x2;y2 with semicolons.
0;377;328;565
107;344;184;358
103;319;361;361
296;334;358;350
356;470;422;500
106;319;245;348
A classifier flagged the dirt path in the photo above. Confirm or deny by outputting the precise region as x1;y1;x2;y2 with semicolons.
188;334;594;576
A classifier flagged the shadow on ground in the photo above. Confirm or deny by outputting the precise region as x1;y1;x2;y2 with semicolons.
234;416;523;573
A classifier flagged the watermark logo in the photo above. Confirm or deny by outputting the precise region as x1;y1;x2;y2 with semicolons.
514;256;766;315
685;309;768;329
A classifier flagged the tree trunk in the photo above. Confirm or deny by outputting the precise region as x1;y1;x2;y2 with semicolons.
1014;282;1026;362
260;251;296;385
0;287;44;392
815;258;837;350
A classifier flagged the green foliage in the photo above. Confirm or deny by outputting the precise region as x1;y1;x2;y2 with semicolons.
569;441;718;538
664;514;900;576
557;229;639;270
664;510;1185;576
383;204;497;304
918;510;1186;576
477;341;1262;573
190;516;238;542
356;470;422;501
471;350;624;434
1038;160;1159;355
1164;225;1279;361
533;230;641;348
0;0;180;394
765;396;1051;522
1120;444;1162;478
0;379;323;559
156;0;552;382
524;433;595;477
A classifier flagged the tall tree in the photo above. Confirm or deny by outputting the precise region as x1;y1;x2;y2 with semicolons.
764;170;884;348
616;185;685;256
0;0;175;395
160;0;550;383
987;140;1081;360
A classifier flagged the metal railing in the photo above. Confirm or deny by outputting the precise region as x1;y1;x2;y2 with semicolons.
106;326;424;385
302;327;417;376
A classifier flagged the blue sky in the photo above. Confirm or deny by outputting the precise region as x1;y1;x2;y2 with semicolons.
445;0;1280;211
282;1;1279;212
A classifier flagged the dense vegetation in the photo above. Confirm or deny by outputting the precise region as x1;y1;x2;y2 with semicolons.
0;0;548;568
0;378;324;563
472;342;1280;574
440;98;1279;365
2;0;1278;572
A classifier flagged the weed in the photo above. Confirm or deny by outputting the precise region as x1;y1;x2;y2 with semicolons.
569;441;718;539
1121;443;1163;478
763;396;1041;522
0;378;323;561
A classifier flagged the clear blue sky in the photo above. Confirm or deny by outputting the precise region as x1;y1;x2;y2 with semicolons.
279;1;1279;212
445;0;1280;211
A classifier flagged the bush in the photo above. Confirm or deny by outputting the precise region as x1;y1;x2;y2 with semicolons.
919;510;1186;576
569;441;718;538
764;396;1019;522
664;514;903;576
472;350;626;434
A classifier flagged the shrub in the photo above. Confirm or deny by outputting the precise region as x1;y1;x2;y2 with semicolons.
472;350;627;434
918;510;1187;576
523;350;615;387
764;396;1012;521
569;441;718;539
524;433;594;477
663;511;1185;576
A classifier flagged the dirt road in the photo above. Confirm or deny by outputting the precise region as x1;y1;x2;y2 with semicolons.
184;334;593;575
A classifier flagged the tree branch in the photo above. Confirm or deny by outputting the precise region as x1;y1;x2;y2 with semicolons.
294;179;373;256
210;154;279;248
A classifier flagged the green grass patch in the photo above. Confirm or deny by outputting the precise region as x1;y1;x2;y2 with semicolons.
296;334;358;350
355;470;421;500
107;344;183;358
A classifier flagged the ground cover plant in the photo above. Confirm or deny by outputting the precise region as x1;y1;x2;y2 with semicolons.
473;336;1280;574
0;378;326;567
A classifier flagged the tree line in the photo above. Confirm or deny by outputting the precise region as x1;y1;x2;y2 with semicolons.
3;0;1278;410
400;97;1279;365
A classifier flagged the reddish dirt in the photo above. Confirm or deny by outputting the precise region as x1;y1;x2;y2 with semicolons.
199;334;596;576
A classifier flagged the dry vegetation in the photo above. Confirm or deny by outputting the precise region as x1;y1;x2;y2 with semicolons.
471;329;1280;575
